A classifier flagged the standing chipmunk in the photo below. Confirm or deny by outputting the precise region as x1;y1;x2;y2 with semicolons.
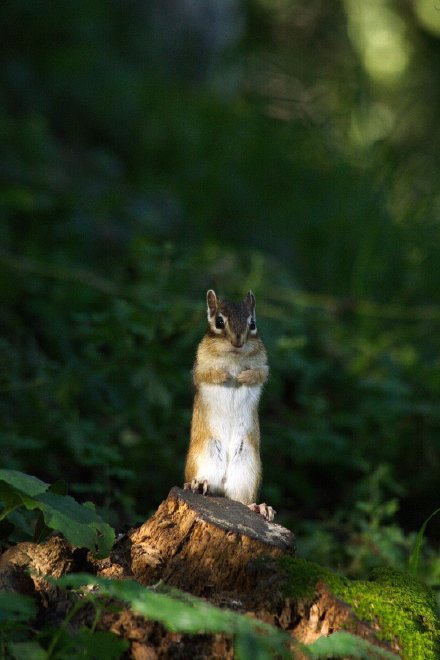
184;290;274;521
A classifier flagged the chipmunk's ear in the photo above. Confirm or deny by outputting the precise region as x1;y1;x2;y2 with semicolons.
245;290;256;316
206;290;218;319
245;291;257;333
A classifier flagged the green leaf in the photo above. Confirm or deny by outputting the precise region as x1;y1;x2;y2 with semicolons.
235;630;274;660
33;479;69;543
306;631;397;659
0;483;26;521
0;470;114;558
59;575;234;633
56;574;291;657
0;471;49;522
62;630;128;660
0;470;49;497
29;491;115;558
5;509;35;538
0;592;37;623
8;641;48;660
409;507;440;577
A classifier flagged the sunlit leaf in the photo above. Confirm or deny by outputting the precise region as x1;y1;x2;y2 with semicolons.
409;508;440;577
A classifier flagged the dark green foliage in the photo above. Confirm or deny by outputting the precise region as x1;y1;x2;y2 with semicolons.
0;587;128;659
0;591;37;625
0;0;440;599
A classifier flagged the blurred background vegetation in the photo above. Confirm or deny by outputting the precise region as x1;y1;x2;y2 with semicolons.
1;0;439;596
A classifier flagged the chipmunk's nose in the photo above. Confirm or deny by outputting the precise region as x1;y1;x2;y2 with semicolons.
232;333;244;347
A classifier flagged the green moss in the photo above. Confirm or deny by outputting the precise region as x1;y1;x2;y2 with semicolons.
279;558;440;660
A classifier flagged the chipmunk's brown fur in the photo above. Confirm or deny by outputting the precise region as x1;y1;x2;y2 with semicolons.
184;290;274;520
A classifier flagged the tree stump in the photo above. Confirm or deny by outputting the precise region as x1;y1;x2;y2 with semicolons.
128;486;295;595
1;487;437;658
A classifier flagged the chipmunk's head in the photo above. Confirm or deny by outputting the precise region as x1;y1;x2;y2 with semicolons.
206;289;258;349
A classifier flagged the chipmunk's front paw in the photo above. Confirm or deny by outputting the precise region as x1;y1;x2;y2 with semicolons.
248;502;276;522
212;369;230;384
236;369;256;385
183;478;209;495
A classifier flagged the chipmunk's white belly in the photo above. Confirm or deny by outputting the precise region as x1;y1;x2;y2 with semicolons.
201;382;261;442
197;382;262;503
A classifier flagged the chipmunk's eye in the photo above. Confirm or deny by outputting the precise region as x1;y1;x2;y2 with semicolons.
215;316;225;329
249;318;256;331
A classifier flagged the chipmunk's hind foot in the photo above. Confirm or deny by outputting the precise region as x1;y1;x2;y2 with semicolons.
248;502;276;522
183;478;209;495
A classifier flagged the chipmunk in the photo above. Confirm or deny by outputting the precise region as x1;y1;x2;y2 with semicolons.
184;290;274;521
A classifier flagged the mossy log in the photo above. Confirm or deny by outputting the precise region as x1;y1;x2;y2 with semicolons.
1;487;439;659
